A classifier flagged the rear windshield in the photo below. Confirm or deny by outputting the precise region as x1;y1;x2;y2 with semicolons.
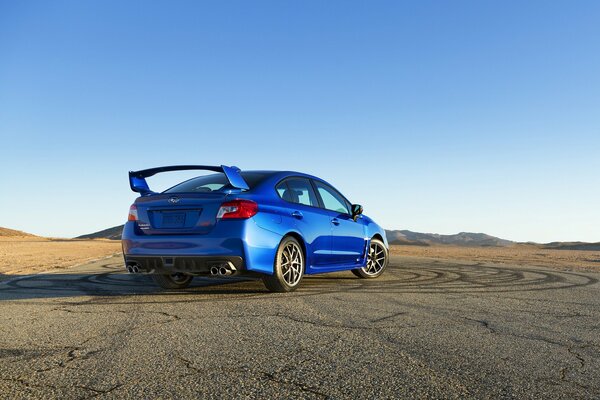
164;172;269;193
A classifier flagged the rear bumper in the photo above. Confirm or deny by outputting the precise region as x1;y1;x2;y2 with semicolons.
124;255;244;275
121;218;283;275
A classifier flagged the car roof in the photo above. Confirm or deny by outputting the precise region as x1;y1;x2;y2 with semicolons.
243;170;336;192
244;170;321;181
241;170;351;204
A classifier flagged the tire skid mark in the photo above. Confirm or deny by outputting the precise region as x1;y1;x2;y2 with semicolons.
1;260;598;306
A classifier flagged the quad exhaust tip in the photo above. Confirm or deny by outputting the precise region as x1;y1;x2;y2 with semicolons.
128;261;234;276
210;262;236;276
126;263;140;273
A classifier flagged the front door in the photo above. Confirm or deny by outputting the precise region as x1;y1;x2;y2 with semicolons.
312;180;366;266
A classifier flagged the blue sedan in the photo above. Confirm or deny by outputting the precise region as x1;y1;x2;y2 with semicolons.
122;165;389;292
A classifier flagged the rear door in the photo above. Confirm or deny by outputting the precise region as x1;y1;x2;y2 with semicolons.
275;178;332;266
312;180;366;266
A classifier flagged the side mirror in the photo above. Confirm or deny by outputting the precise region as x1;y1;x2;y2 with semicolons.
351;204;363;221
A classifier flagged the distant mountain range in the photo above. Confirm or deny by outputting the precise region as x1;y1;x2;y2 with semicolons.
385;229;514;247
385;230;600;250
0;224;594;250
76;225;123;240
75;225;600;250
540;241;600;251
79;225;513;247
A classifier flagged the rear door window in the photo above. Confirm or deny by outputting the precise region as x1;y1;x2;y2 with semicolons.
276;178;319;207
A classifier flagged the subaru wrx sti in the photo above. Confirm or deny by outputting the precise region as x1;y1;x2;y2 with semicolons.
122;165;389;292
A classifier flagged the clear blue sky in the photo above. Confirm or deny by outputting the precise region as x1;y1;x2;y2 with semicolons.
1;1;599;242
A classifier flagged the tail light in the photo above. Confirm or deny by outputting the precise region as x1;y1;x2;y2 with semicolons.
128;204;138;221
217;200;258;219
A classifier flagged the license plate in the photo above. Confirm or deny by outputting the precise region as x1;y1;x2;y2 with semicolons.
162;213;186;227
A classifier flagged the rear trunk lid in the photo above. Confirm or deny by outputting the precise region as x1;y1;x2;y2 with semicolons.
134;193;226;235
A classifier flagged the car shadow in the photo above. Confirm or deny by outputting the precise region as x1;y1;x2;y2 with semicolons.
0;266;368;302
3;261;598;302
0;272;270;302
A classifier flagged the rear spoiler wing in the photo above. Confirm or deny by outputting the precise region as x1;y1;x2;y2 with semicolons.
128;165;249;194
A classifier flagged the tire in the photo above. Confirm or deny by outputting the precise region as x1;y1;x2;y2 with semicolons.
262;236;305;293
352;238;388;279
151;273;193;289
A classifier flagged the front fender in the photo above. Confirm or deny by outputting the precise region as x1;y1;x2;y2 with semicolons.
362;215;389;248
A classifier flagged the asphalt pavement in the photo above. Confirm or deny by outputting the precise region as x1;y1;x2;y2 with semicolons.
1;255;599;399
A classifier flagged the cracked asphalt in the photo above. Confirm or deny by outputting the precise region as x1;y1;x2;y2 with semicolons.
1;255;599;399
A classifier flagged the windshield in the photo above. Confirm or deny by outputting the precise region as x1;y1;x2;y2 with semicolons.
164;172;269;193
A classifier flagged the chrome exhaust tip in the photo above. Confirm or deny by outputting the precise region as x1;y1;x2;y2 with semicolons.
127;263;140;273
210;262;236;276
219;263;235;275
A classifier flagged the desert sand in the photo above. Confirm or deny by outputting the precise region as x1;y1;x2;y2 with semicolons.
2;234;599;281
0;237;122;278
391;244;600;272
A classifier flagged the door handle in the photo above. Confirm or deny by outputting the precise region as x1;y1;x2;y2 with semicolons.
291;211;303;219
331;218;340;226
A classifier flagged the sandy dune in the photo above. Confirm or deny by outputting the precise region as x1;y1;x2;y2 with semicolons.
0;227;37;237
0;237;122;278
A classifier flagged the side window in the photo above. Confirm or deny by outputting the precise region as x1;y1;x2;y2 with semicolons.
314;181;351;214
276;178;319;207
276;181;287;198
